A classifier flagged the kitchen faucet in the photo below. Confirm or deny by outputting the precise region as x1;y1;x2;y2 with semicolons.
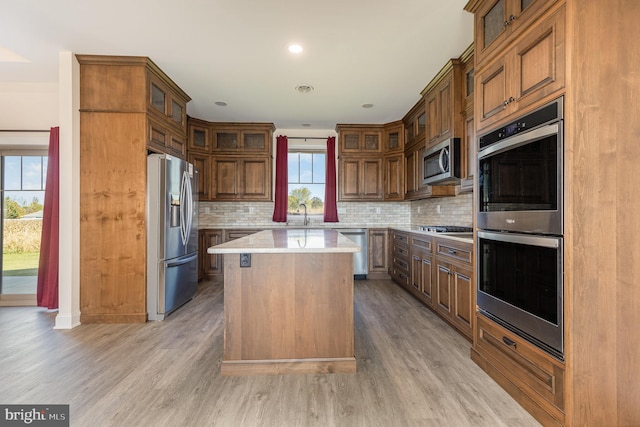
299;203;308;226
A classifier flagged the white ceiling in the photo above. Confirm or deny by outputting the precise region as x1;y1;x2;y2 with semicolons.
0;0;473;130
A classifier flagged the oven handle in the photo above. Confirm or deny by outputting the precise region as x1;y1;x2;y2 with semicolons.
478;122;560;160
477;230;561;249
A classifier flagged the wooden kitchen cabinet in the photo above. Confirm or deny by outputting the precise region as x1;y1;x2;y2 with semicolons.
383;121;404;153
186;119;275;201
383;153;404;201
188;117;211;153
390;230;410;288
336;124;383;154
211;124;273;154
402;99;426;149
473;314;565;425
147;70;188;134
471;0;558;67
77;55;190;323
338;157;383;201
410;234;434;307
475;3;565;131
460;46;475;193
368;229;389;280
199;229;223;279
434;238;473;339
147;117;187;158
421;59;464;148
188;152;211;200
211;156;271;201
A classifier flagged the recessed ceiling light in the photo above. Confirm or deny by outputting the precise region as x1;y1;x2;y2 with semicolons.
288;44;303;54
214;101;227;107
301;123;311;127
295;85;314;93
362;103;374;108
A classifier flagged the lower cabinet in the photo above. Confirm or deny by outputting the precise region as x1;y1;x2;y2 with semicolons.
390;229;474;340
368;229;390;279
198;229;262;281
198;229;223;280
434;238;473;339
472;314;565;426
390;230;410;287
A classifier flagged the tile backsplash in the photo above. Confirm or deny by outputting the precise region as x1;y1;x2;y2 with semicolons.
198;193;472;229
410;192;473;228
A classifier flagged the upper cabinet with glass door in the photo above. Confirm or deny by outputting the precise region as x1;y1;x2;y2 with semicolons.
336;124;384;155
468;0;558;67
147;67;190;133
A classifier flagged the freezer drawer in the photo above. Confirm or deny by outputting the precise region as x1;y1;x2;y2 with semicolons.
148;252;198;321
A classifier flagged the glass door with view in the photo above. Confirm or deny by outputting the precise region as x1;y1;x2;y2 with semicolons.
0;153;47;305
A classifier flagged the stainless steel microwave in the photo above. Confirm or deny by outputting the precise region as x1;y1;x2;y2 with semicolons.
422;138;461;185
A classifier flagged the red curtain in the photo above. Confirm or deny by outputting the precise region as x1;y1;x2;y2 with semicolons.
272;135;288;222
37;127;60;309
324;136;339;222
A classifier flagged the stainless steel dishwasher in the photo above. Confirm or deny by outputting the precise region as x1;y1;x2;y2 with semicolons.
334;228;367;280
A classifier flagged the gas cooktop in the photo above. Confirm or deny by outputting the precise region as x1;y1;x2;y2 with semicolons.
417;225;473;233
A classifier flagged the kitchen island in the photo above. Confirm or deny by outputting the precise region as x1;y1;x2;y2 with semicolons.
208;228;360;376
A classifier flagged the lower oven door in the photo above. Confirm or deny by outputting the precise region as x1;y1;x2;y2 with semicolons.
477;230;564;359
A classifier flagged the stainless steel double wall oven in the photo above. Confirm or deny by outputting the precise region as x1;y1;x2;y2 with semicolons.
476;97;564;360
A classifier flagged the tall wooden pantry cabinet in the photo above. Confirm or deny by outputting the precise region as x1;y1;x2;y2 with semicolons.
77;55;190;323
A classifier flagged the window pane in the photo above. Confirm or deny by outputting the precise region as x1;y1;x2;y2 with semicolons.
313;153;326;183
22;157;43;190
288;153;299;183
4;157;21;190
287;151;326;216
299;153;313;183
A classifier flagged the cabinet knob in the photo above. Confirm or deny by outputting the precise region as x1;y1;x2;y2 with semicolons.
504;14;517;26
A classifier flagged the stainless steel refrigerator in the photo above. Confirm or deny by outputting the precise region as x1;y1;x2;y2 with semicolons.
147;153;198;321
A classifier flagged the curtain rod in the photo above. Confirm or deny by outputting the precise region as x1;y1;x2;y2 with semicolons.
0;129;50;133
286;136;330;140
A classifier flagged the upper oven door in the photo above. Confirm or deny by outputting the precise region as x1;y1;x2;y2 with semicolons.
477;121;563;235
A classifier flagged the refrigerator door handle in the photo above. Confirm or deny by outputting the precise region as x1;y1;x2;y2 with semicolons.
179;170;193;247
165;252;198;268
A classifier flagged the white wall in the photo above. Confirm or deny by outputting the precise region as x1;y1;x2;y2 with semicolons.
0;56;80;329
0;82;58;130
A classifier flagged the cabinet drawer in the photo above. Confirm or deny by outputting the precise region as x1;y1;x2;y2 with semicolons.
391;265;410;287
391;231;409;246
392;245;409;260
435;239;472;264
224;229;260;242
410;235;432;252
475;314;565;415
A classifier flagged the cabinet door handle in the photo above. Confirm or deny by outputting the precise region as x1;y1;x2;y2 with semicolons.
502;336;517;349
412;255;420;260
448;249;457;254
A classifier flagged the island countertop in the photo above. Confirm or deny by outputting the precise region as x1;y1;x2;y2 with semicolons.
207;228;361;254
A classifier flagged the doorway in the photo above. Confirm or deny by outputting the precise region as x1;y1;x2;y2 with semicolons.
0;151;48;306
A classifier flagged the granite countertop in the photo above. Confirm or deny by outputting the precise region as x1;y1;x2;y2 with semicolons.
207;228;361;254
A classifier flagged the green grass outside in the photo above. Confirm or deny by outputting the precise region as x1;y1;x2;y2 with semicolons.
3;251;39;276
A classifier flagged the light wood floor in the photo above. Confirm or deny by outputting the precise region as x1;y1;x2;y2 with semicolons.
0;278;540;427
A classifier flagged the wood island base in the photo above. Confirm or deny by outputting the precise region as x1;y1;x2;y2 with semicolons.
221;251;356;376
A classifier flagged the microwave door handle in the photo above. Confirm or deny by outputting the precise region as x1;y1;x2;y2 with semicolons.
439;147;449;173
